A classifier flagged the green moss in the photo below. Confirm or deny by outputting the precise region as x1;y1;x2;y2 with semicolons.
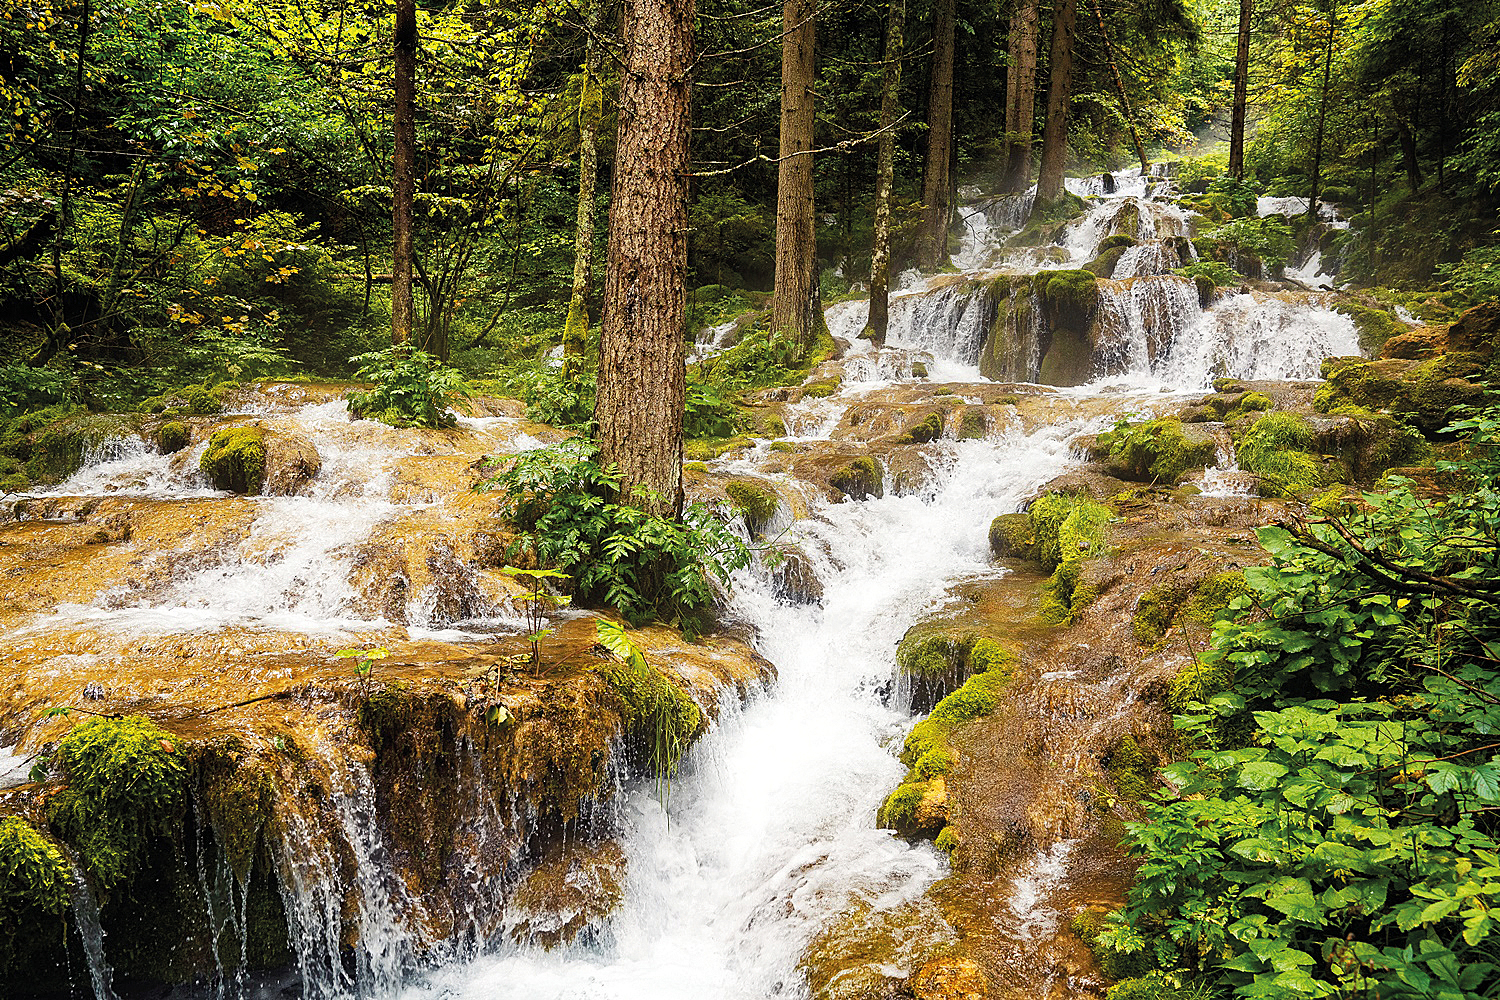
1100;233;1138;252
830;456;883;500
967;637;1013;673
801;377;842;399
1316;355;1489;433
989;512;1034;559
1095;418;1216;484
1028;492;1112;571
684;435;755;461
914;746;956;780
724;480;778;536
959;407;987;440
933;824;959;854
197;750;274;883
911;362;929;379
139;383;229;417
1133;584;1189;644
1334;302;1402;355
896;630;1013;711
48;716;188;889
756;411;787;437
0;455;27;491
155;421;190;454
876;781;930;832
899;412;944;444
768;441;796;453
1168;658;1233;714
0;816;71;916
1086;246;1128;278
599;658;706;780
1105;735;1158;801
1224;391;1272;421
1038;269;1100;330
900;670;1011;767
1176;571;1249;631
684;460;709;472
199;426;267;494
1237;412;1326;496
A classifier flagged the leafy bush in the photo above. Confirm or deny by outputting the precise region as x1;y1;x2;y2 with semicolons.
492;360;596;430
478;439;752;634
0;365;73;418
1206;215;1295;274
1173;261;1238;288
684;381;742;439
347;346;472;428
1436;238;1500;304
695;327;804;390
1205;177;1259;218
1102;405;1500;998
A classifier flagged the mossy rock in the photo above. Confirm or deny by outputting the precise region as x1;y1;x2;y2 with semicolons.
1017;492;1113;571
958;407;987;440
0;455;29;492
1036;269;1099;332
1103;735;1160;802
988;511;1033;559
910;361;929;379
725;480;778;536
1308;413;1427;482
829;456;883;500
895;627;1014;712
684;435;755;461
1168;657;1232;714
1237;411;1330;497
1037;327;1095;387
1092;418;1216;484
1085;246;1128;278
1315;355;1488;434
1132;583;1191;644
14;410;144;485
200;425;268;494
1100;233;1138;252
1334;302;1403;355
154;421;190;454
801;376;842;399
138;383;229;417
1224;391;1272;421
899;412;944;444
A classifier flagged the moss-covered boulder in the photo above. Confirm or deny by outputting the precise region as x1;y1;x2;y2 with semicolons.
725;479;779;536
200;425;267;494
1036;269;1099;333
138;383;229;417
1307;413;1426;482
1090;418;1216;484
1334;302;1404;355
0;816;72;979
988;511;1033;559
1236;411;1332;497
154;421;190;454
896;627;1014;712
1315;355;1488;434
684;435;755;461
829;456;883;500
801;376;842;399
958;407;987;440
978;275;1038;382
1037;327;1095;387
0;408;145;487
898;412;945;444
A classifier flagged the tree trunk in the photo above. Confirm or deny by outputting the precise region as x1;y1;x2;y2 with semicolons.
1001;0;1040;193
865;0;906;346
1306;2;1335;224
914;0;955;269
1034;0;1077;206
1396;118;1423;192
771;0;818;347
1228;0;1253;179
391;0;417;349
594;0;693;519
1090;0;1148;174
53;0;92;330
563;2;606;379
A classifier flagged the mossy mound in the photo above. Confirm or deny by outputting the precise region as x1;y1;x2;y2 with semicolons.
724;480;779;536
1237;412;1329;497
0;816;72;979
1309;413;1427;482
1132;583;1191;644
896;628;1015;712
959;407;987;440
994;492;1113;571
1092;418;1216;484
1168;656;1233;714
1315;355;1489;434
154;421;190;454
138;383;230;417
49;716;188;889
200;425;268;494
1333;302;1403;355
899;412;945;444
801;376;842;399
988;511;1033;559
1085;246;1128;278
684;435;755;461
0;406;146;488
598;657;706;781
829;456;883;500
1036;269;1099;333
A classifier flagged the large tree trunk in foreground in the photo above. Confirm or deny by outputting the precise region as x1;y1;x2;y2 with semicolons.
1228;0;1253;179
593;0;693;518
392;0;416;348
1034;0;1077;207
771;0;818;347
914;0;955;269
866;0;906;345
1001;0;1040;193
563;2;606;379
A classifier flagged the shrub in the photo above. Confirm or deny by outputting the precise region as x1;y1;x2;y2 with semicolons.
347;346;471;428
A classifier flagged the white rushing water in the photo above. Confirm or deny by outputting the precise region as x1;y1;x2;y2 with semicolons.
396;418;1096;1000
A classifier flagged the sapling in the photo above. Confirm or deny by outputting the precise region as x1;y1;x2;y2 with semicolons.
501;566;571;673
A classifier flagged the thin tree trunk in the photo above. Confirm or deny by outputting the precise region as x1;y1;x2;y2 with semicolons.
1090;0;1148;173
1035;0;1077;206
1395;118;1423;192
563;2;606;379
771;0;818;347
1306;2;1335;224
866;0;906;346
1228;0;1253;178
914;0;955;269
594;0;693;518
391;0;417;349
53;0;92;330
1002;0;1040;193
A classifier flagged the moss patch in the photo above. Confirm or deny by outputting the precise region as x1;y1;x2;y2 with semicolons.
684;435;755;461
724;480;779;536
155;421;190;454
896;628;1015;712
138;383;229;417
200;426;267;494
829;456;883;500
801;376;842;399
49;716;188;889
1093;418;1216;484
899;412;945;444
1237;412;1327;497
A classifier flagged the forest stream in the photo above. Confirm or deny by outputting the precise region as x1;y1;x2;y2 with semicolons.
0;170;1436;1000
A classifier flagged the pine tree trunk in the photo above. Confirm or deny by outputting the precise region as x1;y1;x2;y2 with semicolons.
1228;0;1252;179
563;3;606;379
594;0;693;519
1306;3;1335;223
914;0;955;269
1001;0;1040;193
391;0;417;348
771;0;819;347
866;0;906;346
1034;0;1077;206
1090;0;1148;174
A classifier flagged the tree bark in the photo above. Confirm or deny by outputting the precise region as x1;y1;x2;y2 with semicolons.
594;0;693;519
771;0;819;347
391;0;417;349
1306;1;1335;223
563;2;606;379
1396;117;1423;193
1228;0;1253;179
866;0;906;346
914;0;955;269
1001;0;1040;193
1090;0;1148;173
1034;0;1077;206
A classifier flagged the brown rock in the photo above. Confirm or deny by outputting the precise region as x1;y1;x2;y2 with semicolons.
911;955;989;1000
1381;325;1448;360
261;428;322;496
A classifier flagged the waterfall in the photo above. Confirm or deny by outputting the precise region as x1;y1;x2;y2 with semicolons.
67;859;118;1000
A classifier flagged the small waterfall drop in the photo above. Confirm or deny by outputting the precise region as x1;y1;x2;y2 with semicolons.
67;859;118;1000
